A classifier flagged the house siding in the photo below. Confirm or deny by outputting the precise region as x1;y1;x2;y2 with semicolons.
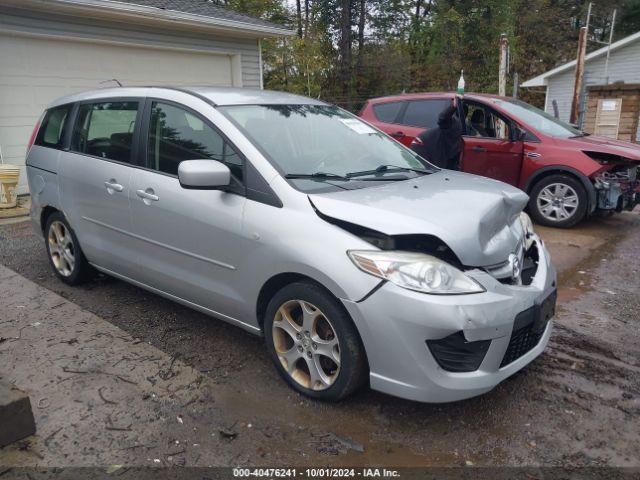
544;40;640;122
0;6;263;89
0;5;266;193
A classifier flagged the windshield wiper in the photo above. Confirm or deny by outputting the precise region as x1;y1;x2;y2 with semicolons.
346;164;432;178
285;172;351;181
569;132;590;138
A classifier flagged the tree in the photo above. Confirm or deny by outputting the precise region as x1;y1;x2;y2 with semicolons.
305;0;310;35
338;0;353;109
296;0;303;37
221;0;640;111
356;0;367;74
617;0;640;36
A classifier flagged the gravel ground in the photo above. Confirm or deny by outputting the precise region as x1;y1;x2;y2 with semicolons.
0;213;639;467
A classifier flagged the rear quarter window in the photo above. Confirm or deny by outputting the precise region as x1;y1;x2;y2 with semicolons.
372;101;404;123
35;104;72;150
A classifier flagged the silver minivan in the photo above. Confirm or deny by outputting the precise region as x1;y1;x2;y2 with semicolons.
26;87;556;403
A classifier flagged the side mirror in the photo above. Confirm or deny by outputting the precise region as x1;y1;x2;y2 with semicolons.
178;160;230;189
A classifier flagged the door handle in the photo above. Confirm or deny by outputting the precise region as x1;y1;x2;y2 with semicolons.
472;146;487;153
136;189;159;202
104;180;124;193
390;131;405;138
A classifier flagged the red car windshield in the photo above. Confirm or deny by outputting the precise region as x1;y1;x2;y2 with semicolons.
492;99;583;139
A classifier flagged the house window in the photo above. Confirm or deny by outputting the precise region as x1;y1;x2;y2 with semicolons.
594;98;622;139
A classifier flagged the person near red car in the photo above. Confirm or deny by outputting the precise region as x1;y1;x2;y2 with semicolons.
359;92;640;228
411;96;463;170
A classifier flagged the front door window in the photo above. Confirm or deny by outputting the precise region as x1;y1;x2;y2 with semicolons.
147;101;244;187
464;103;511;140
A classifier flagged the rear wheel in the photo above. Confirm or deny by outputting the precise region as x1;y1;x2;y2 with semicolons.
264;282;367;401
44;212;92;285
529;174;588;228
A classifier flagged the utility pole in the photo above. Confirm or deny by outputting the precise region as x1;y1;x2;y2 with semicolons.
570;26;588;125
570;3;591;124
512;72;519;99
498;34;508;97
604;9;617;84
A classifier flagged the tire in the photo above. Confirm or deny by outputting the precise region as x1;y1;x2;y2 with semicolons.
44;212;92;285
264;281;368;401
528;174;588;228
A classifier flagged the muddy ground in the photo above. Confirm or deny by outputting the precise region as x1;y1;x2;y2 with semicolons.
0;212;639;468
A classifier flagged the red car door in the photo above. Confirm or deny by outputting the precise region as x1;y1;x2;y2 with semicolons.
373;103;423;147
362;100;416;145
460;102;524;186
390;125;424;147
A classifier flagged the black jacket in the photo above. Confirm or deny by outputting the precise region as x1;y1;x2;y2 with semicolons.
411;103;462;169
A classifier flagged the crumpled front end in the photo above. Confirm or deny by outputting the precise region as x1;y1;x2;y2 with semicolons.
341;233;556;403
593;164;640;212
309;170;530;268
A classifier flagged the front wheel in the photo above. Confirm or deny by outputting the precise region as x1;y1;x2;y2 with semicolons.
264;282;368;401
528;174;588;228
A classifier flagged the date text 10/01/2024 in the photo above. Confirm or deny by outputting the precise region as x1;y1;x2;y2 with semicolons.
233;468;401;478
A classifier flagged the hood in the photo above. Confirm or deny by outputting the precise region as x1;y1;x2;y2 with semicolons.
309;170;528;267
567;135;640;161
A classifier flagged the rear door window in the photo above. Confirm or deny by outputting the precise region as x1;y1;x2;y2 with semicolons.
400;99;451;128
71;101;139;163
372;101;404;123
35;104;72;149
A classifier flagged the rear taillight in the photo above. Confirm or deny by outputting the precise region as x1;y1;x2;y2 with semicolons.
27;120;41;154
411;137;424;146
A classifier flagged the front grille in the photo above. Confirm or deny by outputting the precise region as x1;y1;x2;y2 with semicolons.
499;300;552;368
485;241;540;286
500;321;544;367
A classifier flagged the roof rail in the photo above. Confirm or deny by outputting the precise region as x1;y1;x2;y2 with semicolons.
152;86;218;107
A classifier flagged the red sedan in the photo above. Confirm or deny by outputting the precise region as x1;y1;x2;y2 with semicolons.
360;93;640;228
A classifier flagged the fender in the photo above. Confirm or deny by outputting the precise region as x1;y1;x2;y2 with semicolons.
524;165;597;214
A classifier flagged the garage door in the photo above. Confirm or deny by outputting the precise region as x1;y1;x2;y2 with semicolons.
0;32;236;193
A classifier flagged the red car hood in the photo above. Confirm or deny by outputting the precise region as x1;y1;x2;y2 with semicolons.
566;135;640;161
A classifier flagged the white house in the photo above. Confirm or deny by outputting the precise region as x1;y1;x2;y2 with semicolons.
0;0;293;193
522;31;640;123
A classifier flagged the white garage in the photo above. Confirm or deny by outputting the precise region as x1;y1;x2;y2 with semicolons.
0;0;292;193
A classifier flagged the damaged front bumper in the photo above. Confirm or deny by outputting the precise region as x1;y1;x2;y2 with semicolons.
341;234;556;403
594;166;640;212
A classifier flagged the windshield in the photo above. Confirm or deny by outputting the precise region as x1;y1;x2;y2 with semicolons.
492;99;583;138
219;104;433;192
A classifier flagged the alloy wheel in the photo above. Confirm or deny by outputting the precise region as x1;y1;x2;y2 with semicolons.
48;220;76;277
271;299;341;391
536;182;579;222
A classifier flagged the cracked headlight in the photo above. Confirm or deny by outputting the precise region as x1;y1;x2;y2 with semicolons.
348;250;485;294
519;211;535;250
